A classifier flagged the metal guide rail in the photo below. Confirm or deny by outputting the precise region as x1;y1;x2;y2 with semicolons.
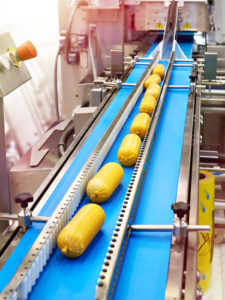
165;83;196;300
0;53;159;300
95;51;176;300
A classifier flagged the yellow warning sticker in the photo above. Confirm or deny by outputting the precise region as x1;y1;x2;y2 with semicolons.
183;21;191;29
156;22;163;29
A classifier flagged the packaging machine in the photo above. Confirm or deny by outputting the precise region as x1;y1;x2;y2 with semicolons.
1;0;223;299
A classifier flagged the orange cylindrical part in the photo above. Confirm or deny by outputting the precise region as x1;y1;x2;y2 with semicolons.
16;41;37;61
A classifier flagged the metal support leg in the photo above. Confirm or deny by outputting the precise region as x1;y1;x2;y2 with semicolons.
0;97;10;231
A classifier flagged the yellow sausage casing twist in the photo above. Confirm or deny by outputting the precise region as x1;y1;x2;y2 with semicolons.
143;74;161;89
130;113;151;140
117;134;141;167
57;203;105;258
145;83;161;99
152;64;165;78
86;162;124;203
139;94;157;116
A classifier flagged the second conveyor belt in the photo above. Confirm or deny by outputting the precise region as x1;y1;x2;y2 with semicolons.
0;35;194;300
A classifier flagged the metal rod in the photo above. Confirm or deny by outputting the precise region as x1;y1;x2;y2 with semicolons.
200;167;225;173
0;213;18;222
175;59;193;62
203;89;225;95
168;85;190;88
130;225;173;232
30;216;49;223
200;155;219;159
173;64;193;67
215;216;225;225
0;213;49;223
200;149;218;153
121;83;136;87
201;98;225;102
135;62;151;66
187;225;210;232
214;175;225;182
130;225;209;232
201;107;225;114
215;202;225;210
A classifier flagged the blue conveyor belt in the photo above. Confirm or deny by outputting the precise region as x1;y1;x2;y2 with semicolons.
0;36;193;299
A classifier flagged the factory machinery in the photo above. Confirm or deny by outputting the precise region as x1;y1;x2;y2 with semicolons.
1;0;225;299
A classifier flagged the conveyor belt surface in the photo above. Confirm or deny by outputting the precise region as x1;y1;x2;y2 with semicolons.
0;36;193;299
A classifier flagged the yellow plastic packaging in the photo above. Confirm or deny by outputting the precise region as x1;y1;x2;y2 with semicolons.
197;170;215;293
198;170;215;256
117;134;141;167
86;162;124;203
130;113;151;140
139;94;157;116
197;251;212;293
143;74;161;89
57;203;105;258
152;64;165;78
145;83;161;99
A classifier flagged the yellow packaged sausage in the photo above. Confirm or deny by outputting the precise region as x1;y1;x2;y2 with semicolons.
57;203;105;258
197;170;215;293
145;83;161;99
117;134;141;167
152;64;165;78
197;251;212;293
86;162;124;203
139;94;157;116
130;113;151;140
143;74;161;89
198;170;215;256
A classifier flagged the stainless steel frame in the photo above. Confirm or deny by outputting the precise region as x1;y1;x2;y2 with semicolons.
165;84;196;300
184;87;201;300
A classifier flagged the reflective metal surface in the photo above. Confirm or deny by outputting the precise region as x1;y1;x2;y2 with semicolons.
184;88;201;300
161;1;178;60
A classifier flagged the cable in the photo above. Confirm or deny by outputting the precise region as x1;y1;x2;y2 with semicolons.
58;123;74;156
54;47;61;121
